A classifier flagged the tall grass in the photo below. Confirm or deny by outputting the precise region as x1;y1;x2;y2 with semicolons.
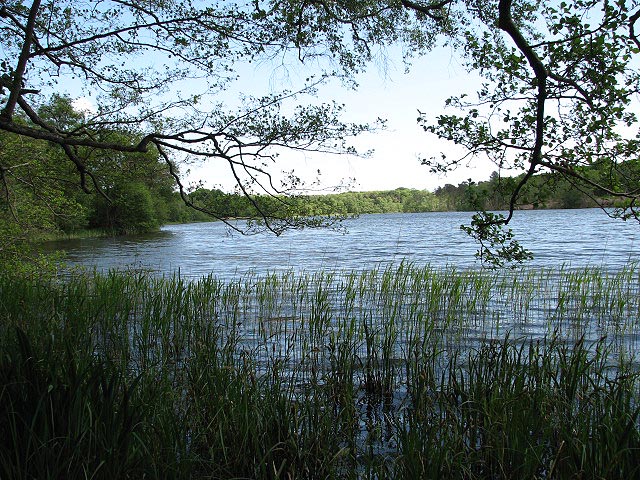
0;263;639;478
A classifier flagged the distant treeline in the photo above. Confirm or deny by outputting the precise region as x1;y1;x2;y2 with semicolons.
0;94;623;244
184;169;608;220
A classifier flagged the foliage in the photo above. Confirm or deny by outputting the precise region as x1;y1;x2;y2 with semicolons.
412;0;640;260
0;95;187;245
188;186;446;217
461;211;533;268
91;181;159;233
2;1;640;264
0;0;380;239
187;166;608;221
270;0;640;261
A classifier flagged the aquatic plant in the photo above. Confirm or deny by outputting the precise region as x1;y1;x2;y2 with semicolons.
0;263;638;478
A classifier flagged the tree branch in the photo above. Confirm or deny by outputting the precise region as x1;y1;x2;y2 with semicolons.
401;0;453;21
497;0;547;225
629;8;640;50
1;0;41;121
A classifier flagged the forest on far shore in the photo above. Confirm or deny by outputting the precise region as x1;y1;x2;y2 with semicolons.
0;95;629;244
185;168;615;223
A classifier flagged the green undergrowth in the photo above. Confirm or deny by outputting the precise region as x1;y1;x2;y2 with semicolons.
0;263;639;478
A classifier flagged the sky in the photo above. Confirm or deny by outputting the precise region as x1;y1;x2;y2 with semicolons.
68;35;498;195
185;45;497;194
48;1;503;196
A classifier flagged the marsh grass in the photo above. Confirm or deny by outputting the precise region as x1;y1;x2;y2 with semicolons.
1;263;639;478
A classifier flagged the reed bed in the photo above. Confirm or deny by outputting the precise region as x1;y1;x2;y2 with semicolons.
1;263;639;479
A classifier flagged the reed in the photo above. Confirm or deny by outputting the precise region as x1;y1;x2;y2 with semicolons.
0;263;639;478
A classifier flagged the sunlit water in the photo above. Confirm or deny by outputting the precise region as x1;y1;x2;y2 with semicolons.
40;209;640;278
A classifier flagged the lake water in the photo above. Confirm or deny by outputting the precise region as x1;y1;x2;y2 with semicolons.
38;208;640;417
41;209;640;278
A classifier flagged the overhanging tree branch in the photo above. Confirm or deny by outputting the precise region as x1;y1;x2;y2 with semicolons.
1;0;41;121
473;0;548;228
401;0;453;21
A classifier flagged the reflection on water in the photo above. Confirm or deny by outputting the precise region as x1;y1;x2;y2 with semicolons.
38;209;640;278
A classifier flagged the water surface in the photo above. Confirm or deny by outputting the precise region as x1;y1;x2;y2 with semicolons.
40;209;640;278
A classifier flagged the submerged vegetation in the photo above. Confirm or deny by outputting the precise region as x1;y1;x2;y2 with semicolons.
1;263;639;479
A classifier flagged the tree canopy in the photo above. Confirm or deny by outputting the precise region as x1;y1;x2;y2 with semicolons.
0;0;382;238
2;0;639;266
278;0;640;264
417;0;640;264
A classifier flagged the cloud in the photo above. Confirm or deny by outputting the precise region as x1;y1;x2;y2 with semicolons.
72;97;96;114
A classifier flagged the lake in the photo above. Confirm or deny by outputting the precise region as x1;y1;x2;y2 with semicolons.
15;209;640;475
41;209;639;278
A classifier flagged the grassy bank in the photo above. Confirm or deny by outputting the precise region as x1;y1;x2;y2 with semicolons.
1;264;639;478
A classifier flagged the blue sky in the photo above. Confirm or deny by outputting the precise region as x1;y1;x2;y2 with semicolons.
69;39;497;194
185;44;497;193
